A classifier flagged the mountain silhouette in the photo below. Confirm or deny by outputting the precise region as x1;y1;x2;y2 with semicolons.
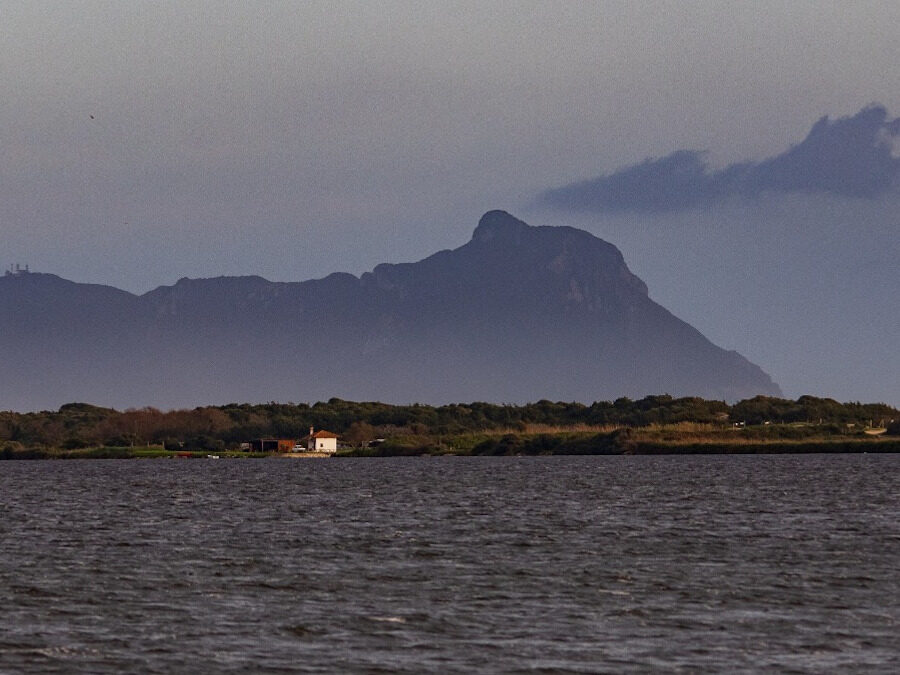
0;211;780;410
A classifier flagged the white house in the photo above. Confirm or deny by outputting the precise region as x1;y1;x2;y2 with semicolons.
306;427;338;453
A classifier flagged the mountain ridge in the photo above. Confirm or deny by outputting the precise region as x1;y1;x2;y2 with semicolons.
1;211;780;411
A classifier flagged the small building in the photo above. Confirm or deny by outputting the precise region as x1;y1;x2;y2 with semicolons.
4;263;29;277
304;427;338;453
248;438;295;453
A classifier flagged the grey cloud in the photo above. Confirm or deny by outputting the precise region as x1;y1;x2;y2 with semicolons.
539;105;900;213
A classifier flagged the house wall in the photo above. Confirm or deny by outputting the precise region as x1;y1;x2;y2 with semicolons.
309;437;337;452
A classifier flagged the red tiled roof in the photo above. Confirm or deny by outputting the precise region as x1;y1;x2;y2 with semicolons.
310;430;338;438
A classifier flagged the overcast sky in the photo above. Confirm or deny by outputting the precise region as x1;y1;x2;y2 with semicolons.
2;1;898;403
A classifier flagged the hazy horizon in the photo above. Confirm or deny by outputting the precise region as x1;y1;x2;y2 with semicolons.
2;2;898;406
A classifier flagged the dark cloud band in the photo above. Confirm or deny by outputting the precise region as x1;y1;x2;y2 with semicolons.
539;105;900;213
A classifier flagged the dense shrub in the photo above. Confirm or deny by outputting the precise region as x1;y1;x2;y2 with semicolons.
61;437;92;450
184;435;225;452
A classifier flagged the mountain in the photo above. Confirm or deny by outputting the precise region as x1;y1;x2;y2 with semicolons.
0;211;780;410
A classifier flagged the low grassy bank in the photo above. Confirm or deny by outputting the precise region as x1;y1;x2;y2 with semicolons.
630;438;900;455
340;425;900;457
0;445;272;460
3;424;898;459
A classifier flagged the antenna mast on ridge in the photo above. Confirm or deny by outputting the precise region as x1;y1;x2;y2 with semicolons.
4;263;30;277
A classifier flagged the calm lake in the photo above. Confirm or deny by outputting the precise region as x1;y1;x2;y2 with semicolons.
1;455;898;673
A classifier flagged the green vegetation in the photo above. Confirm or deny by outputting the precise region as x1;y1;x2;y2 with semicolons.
339;425;900;457
1;394;896;458
0;444;274;460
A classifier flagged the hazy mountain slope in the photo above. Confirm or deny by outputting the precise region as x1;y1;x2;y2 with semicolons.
0;211;780;410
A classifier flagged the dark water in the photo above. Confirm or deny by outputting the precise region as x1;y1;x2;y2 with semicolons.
1;455;898;673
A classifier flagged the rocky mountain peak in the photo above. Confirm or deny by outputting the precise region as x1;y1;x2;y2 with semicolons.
471;210;530;244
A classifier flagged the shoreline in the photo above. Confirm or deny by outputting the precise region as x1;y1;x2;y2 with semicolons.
2;438;899;460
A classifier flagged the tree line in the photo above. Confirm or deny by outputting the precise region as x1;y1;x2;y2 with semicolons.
1;395;897;451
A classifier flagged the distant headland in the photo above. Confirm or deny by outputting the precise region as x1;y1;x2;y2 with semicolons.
0;211;780;412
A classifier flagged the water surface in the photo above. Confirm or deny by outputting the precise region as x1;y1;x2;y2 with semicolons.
1;454;897;673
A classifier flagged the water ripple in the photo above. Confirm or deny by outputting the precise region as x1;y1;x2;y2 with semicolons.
0;454;898;673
